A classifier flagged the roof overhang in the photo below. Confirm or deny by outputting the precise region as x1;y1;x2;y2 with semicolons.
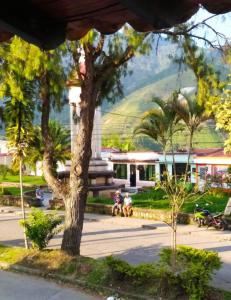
0;1;231;49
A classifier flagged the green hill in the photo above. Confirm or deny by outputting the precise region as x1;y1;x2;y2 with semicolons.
102;71;224;150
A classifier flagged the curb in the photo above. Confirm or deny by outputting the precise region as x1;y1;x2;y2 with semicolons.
0;262;154;300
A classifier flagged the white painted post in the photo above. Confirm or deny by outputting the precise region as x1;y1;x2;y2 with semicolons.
155;163;161;181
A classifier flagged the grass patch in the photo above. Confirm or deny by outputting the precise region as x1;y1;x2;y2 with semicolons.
87;196;112;205
0;187;32;196
223;290;231;300
1;175;45;185
182;193;229;214
0;244;107;286
0;244;228;300
87;188;229;214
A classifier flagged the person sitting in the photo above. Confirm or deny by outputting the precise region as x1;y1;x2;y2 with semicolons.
35;186;44;206
112;190;124;216
123;192;132;217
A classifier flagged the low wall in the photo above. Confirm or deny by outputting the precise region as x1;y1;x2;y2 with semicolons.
0;194;41;207
49;199;191;224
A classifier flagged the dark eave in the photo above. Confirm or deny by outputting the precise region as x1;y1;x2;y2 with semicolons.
0;1;230;49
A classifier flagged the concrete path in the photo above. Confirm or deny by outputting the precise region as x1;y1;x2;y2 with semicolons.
0;208;231;291
0;270;100;300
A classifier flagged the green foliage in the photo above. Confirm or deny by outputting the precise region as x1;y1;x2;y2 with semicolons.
182;192;229;214
105;255;176;293
102;134;135;151
172;36;223;112
20;209;62;250
134;94;183;152
105;252;221;299
214;86;231;152
0;186;32;196
1;175;45;185
0;164;11;180
26;121;70;174
160;246;222;300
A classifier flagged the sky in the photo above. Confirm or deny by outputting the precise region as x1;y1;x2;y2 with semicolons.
189;8;231;47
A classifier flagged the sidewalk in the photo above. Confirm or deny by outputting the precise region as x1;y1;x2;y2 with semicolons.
0;270;100;300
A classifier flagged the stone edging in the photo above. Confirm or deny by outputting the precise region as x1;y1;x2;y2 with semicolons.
0;261;153;300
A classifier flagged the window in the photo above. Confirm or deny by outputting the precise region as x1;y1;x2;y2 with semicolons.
113;164;127;179
138;165;155;181
199;167;208;180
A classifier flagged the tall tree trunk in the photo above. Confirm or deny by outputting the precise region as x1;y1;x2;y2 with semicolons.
61;50;97;256
171;203;177;271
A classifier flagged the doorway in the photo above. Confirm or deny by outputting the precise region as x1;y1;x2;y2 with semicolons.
130;164;136;187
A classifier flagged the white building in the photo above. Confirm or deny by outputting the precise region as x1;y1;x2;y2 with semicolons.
0;139;12;167
110;151;159;188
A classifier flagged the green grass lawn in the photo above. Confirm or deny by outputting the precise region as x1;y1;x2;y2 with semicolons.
0;187;33;196
87;189;229;214
1;175;45;185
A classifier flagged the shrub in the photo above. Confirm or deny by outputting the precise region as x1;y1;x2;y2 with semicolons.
20;208;62;250
160;246;221;300
177;212;191;224
0;165;10;180
3;189;13;195
105;256;179;297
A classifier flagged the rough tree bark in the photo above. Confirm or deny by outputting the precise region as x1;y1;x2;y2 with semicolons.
61;50;97;255
41;38;136;256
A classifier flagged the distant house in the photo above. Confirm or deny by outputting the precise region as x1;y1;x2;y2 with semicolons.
109;148;231;189
110;151;159;187
193;148;231;188
0;140;12;167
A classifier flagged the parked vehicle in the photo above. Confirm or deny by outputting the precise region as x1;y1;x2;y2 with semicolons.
206;212;228;230
194;204;228;230
194;204;210;227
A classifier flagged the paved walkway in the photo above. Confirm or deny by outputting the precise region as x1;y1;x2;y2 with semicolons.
0;270;100;300
0;208;231;291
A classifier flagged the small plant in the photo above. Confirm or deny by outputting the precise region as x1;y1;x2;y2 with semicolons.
20;208;62;250
160;246;222;300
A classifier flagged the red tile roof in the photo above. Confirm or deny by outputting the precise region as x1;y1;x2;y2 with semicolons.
193;148;231;157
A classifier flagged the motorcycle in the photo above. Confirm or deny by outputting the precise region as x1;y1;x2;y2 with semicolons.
194;204;228;230
194;203;210;227
206;212;228;230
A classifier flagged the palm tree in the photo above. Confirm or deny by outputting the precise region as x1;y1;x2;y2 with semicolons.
171;93;209;180
27;120;70;175
134;96;181;170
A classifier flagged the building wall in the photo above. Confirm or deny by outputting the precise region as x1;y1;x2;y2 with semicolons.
0;155;12;167
0;140;8;154
112;162;157;187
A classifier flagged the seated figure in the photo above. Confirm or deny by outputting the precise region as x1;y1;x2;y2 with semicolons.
112;190;124;216
123;192;132;217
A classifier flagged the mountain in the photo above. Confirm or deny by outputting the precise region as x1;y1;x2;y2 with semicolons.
102;70;224;150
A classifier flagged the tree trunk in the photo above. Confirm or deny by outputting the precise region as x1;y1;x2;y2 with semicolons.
61;50;97;256
171;204;177;271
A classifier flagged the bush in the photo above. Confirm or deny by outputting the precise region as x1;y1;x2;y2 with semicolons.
3;189;13;195
20;208;62;250
160;246;222;300
105;256;179;297
177;212;191;224
0;165;10;180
